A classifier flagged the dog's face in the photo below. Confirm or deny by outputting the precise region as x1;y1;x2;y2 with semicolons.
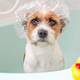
25;10;62;45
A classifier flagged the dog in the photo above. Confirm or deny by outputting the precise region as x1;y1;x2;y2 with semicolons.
22;10;67;73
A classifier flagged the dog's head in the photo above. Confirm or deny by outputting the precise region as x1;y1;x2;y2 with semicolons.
26;10;60;45
22;10;67;45
15;0;70;46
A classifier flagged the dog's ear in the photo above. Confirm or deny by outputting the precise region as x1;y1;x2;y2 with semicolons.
21;13;30;30
22;21;27;31
22;21;27;25
60;18;69;33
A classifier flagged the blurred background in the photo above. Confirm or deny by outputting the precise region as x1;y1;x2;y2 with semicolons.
0;0;80;22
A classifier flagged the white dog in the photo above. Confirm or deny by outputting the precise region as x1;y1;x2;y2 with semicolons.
15;0;69;73
23;10;66;73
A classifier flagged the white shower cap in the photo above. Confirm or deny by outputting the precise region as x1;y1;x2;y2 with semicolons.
14;0;70;39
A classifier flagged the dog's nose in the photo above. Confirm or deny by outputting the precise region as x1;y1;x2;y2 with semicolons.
38;29;48;38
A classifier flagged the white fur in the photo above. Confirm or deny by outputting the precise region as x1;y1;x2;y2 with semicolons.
30;22;55;45
24;21;64;73
24;41;64;73
42;10;47;16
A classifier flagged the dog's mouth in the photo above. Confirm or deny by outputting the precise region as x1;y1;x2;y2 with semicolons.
31;38;49;45
31;39;55;46
31;36;55;46
38;38;47;42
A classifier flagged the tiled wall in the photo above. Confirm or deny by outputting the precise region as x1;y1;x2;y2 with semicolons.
0;0;79;22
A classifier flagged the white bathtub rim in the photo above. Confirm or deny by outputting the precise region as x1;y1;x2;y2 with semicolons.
0;68;74;80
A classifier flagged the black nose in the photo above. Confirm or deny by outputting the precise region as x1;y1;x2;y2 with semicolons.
38;29;48;38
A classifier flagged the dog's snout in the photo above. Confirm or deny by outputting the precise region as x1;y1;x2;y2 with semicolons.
38;29;48;38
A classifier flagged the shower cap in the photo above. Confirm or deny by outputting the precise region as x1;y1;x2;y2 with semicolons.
14;0;70;39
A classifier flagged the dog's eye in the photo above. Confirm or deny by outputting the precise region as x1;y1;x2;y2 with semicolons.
49;18;56;26
31;18;39;26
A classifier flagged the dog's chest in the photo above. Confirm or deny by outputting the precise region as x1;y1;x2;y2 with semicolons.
33;46;62;72
24;42;64;72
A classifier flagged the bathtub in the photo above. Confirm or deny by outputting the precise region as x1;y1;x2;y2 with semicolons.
0;11;80;80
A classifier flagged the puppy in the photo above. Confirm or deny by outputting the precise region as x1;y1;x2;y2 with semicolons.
23;10;66;73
